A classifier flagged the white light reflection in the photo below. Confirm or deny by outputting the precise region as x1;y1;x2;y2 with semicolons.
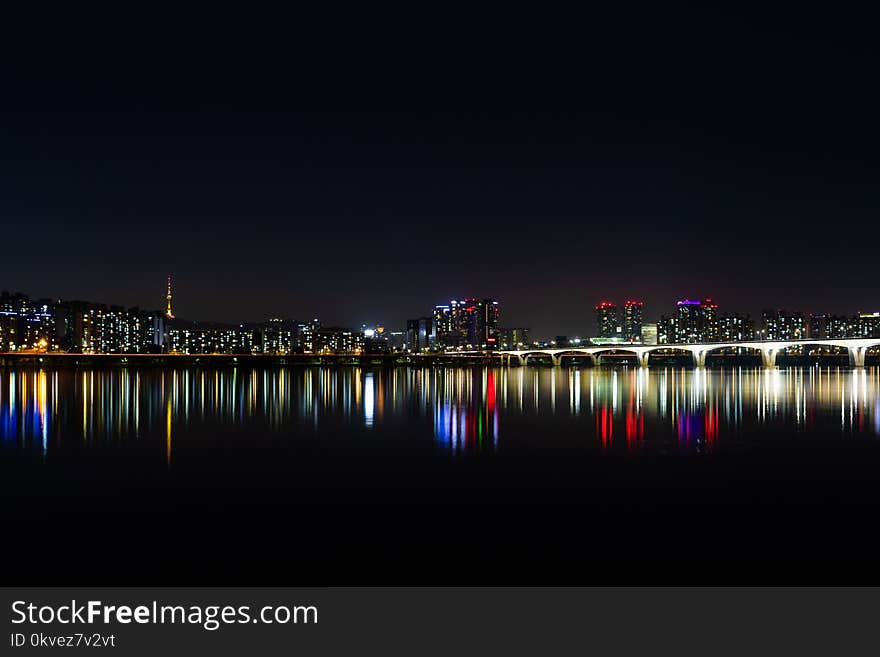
364;372;375;428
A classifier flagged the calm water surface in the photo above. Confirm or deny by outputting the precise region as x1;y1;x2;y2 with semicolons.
1;366;879;461
4;365;880;584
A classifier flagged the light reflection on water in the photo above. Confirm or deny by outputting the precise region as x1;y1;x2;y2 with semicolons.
1;367;879;463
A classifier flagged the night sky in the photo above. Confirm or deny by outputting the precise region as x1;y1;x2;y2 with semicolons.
1;12;878;338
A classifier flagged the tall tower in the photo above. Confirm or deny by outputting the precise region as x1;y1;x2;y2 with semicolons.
165;274;175;320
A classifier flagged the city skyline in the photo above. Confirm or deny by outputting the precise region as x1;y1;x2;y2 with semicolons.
3;279;879;353
1;275;877;341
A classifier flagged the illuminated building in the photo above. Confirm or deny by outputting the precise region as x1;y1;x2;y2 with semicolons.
826;315;853;339
622;300;644;342
595;301;618;339
857;312;880;338
220;318;344;354
76;305;165;353
147;313;165;351
705;300;720;341
717;313;754;341
762;309;806;340
0;292;57;352
808;313;829;339
406;317;433;352
441;299;468;348
295;319;321;353
433;305;454;347
657;315;674;344
807;313;858;339
259;318;295;354
0;297;18;350
24;298;165;354
500;327;530;350
167;324;254;354
473;299;500;350
363;325;391;354
671;298;719;343
658;299;719;343
456;298;480;348
431;298;499;350
386;331;406;352
309;326;362;354
640;323;658;345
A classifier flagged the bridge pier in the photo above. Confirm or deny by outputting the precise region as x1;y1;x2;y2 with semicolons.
638;352;651;368
761;347;777;368
551;354;562;367
850;347;866;368
693;350;708;368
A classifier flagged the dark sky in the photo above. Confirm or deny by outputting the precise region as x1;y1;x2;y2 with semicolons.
1;11;878;338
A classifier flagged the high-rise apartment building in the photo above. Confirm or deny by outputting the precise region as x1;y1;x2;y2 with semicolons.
500;327;530;350
640;323;658;345
431;298;499;350
762;309;806;340
433;304;453;347
717;313;755;342
473;299;500;349
857;312;880;338
658;299;720;343
595;301;618;339
622;300;644;342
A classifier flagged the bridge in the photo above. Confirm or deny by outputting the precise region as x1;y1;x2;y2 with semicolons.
498;338;880;368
